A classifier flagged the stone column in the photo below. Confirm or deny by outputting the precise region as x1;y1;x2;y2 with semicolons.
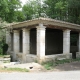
6;30;11;53
63;29;70;54
13;30;19;61
37;24;46;63
22;28;30;62
63;29;71;59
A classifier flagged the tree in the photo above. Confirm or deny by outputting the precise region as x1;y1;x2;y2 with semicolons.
68;0;80;24
14;10;25;22
22;1;35;20
43;0;58;19
43;0;80;24
22;0;46;20
55;0;68;21
0;0;23;22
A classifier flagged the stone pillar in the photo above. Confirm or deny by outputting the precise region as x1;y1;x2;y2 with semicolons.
22;28;30;62
13;30;19;61
63;29;70;54
6;30;11;53
37;24;46;63
63;29;71;59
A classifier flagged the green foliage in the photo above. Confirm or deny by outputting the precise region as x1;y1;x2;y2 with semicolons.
43;61;53;70
22;2;35;20
0;0;24;22
0;0;80;23
0;19;8;54
22;0;47;20
67;0;80;24
44;0;58;19
22;0;80;24
43;0;80;24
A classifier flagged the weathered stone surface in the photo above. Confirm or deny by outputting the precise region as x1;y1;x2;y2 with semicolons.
0;58;10;63
63;29;70;54
22;29;30;54
13;30;19;61
3;55;10;58
16;53;37;63
22;29;30;63
45;53;72;61
0;55;11;63
45;55;56;61
76;52;80;58
56;53;72;60
37;24;46;62
26;54;37;63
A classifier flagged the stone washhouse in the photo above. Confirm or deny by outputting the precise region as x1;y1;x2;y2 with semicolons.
6;17;80;63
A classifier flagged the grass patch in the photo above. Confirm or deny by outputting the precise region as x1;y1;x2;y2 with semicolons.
43;61;53;70
42;58;80;70
0;68;29;72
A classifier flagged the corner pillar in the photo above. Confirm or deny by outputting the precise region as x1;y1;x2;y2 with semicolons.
37;24;46;63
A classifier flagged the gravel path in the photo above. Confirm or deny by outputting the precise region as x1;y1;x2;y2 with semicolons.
0;71;80;80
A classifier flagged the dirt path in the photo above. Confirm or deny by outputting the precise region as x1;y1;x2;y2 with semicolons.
53;61;80;71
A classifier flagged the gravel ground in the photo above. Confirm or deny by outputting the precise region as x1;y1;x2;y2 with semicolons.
0;62;44;72
0;71;80;80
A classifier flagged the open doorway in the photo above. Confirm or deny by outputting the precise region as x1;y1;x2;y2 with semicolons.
45;28;63;55
30;28;36;55
70;31;79;59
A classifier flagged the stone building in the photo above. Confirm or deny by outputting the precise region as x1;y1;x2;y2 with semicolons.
6;17;80;63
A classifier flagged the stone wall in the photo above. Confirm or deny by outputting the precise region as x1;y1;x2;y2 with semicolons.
45;53;72;62
0;55;11;63
16;53;37;63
